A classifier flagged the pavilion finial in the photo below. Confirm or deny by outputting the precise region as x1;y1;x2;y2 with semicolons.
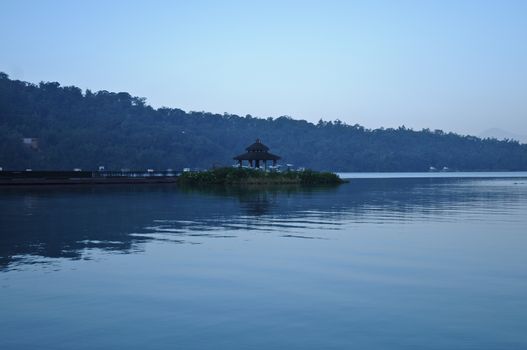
256;138;260;143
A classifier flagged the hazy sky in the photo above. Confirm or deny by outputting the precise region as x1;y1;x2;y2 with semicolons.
1;0;526;136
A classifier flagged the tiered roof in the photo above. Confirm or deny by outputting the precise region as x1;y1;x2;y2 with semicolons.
233;139;281;161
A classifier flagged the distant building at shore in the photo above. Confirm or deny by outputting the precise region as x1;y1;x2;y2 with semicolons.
22;137;39;150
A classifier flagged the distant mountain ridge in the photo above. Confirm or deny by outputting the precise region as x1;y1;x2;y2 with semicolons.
479;128;527;144
1;72;526;171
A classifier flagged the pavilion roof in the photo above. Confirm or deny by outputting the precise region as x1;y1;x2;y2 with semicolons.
234;138;281;161
245;138;269;152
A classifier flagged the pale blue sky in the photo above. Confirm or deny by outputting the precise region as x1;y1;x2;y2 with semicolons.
1;0;526;136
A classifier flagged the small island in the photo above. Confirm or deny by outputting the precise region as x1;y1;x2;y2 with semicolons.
178;139;345;186
177;167;344;186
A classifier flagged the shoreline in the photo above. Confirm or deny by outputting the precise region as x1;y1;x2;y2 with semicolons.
0;168;345;187
0;177;179;186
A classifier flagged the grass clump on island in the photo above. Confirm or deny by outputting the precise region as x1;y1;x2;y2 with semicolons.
177;167;345;186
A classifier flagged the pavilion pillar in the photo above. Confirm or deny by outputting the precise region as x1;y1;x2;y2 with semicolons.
273;160;276;167
256;160;260;168
238;160;242;168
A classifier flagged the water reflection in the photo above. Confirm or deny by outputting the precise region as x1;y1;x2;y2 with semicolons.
1;177;526;270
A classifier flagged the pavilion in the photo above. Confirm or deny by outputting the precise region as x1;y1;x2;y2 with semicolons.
234;139;281;169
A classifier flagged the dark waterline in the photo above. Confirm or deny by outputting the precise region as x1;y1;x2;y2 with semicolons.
1;175;527;349
338;171;527;179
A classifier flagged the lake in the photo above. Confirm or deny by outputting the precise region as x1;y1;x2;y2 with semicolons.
1;173;527;349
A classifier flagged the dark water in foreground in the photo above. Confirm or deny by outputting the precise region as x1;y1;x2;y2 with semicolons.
1;174;527;349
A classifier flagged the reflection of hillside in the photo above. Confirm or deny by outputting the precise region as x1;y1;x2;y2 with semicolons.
0;186;158;269
1;178;526;270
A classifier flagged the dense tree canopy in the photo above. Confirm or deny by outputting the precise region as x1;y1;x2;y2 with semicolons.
1;72;526;171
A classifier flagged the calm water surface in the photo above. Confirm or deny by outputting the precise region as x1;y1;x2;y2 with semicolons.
1;173;527;349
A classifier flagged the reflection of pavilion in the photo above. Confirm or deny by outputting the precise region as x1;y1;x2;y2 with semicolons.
233;139;281;169
239;192;275;216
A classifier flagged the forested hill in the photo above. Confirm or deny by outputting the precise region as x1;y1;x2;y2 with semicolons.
1;73;526;172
